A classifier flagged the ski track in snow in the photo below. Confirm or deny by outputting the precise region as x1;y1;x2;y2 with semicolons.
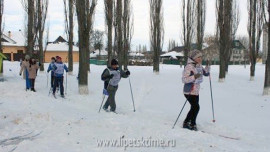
0;61;270;152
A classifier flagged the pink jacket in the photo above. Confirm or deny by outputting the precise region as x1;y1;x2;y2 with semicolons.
182;58;210;96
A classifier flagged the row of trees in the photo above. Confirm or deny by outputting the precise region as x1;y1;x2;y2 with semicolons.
1;0;270;95
21;0;49;71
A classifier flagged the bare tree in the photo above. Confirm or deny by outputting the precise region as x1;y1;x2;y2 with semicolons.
150;0;164;73
168;39;177;51
196;0;206;51
35;0;48;71
104;0;114;66
181;0;196;64
64;0;74;74
76;0;97;95
217;0;233;82
123;0;133;70
203;34;219;64
248;0;265;81
225;0;240;72
90;30;104;60
116;0;123;69
263;0;270;95
0;0;4;74
21;0;35;56
113;1;117;58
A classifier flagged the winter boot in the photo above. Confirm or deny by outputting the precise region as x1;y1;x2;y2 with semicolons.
103;106;109;112
183;121;190;129
189;124;198;131
31;88;36;92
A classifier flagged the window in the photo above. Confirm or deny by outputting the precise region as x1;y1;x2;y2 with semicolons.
17;50;23;54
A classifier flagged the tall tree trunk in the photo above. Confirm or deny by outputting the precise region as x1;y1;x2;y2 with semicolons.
182;0;196;65
250;0;257;81
217;0;232;82
248;0;264;81
116;0;123;69
263;0;270;95
68;0;74;74
150;0;164;73
36;0;46;71
76;0;96;95
196;0;205;51
0;0;3;74
123;0;133;70
105;0;113;67
27;0;35;56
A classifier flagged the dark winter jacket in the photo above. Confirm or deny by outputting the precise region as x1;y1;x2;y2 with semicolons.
101;67;129;89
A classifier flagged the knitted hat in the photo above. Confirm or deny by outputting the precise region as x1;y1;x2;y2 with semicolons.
111;59;118;65
189;49;202;60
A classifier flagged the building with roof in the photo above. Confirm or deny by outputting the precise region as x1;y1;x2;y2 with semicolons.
1;30;27;61
44;36;79;63
202;40;248;65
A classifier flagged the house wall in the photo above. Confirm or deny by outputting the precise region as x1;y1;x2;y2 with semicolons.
2;46;26;61
44;51;79;63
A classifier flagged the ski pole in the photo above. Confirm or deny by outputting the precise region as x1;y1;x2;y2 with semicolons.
129;77;136;112
65;72;67;95
172;99;188;129
99;79;111;113
98;95;106;113
48;88;53;96
209;74;215;122
46;72;48;88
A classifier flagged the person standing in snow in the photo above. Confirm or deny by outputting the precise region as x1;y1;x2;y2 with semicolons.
182;50;210;131
19;55;31;91
101;59;130;112
52;56;68;98
47;57;56;88
28;58;39;92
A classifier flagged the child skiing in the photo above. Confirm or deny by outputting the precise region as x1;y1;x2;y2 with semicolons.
101;59;130;112
47;57;56;88
182;50;210;131
52;56;68;98
19;55;31;91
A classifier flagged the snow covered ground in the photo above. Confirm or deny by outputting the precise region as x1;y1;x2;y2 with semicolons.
0;61;269;152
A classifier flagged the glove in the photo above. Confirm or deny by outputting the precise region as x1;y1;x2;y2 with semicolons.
126;70;130;76
19;73;21;76
109;74;114;79
194;73;201;79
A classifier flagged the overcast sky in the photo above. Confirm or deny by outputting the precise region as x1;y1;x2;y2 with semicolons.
3;0;248;51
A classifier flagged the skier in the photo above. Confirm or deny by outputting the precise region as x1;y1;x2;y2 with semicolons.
19;55;31;91
47;57;56;88
52;56;68;98
28;58;39;92
101;59;130;112
182;50;210;131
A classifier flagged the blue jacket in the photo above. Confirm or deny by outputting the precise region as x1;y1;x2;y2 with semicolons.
52;62;68;77
47;62;55;76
